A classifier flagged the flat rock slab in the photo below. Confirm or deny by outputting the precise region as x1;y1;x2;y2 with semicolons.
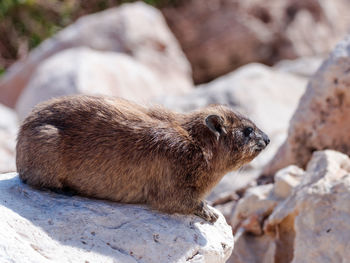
0;173;233;263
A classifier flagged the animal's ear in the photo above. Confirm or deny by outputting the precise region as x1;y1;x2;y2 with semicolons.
205;115;226;140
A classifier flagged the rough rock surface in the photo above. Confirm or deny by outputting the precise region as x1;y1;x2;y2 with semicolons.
0;172;233;263
228;166;303;263
273;166;304;199
268;150;350;263
230;150;350;263
162;0;350;83
0;104;18;173
230;166;303;237
263;35;350;176
0;2;192;108
230;184;276;235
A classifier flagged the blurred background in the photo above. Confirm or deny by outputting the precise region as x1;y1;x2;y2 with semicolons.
1;0;349;82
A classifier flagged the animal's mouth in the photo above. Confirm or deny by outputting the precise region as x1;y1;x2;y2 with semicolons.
254;138;270;152
254;146;265;153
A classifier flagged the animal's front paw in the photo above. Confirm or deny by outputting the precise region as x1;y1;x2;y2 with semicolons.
194;201;219;223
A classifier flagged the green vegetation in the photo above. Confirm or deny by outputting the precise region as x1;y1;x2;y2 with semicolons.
0;0;183;73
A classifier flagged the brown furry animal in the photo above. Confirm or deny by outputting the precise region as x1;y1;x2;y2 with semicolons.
16;95;269;222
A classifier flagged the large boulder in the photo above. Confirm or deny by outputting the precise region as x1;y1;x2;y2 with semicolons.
229;150;350;263
263;35;350;176
0;172;233;263
0;104;18;173
0;2;192;108
16;47;189;120
162;0;350;83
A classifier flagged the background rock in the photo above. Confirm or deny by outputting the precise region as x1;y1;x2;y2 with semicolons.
0;172;233;263
0;103;18;133
273;56;323;78
266;150;350;263
230;233;276;263
229;150;350;263
0;2;192;108
230;184;276;235
0;130;16;173
16;47;189;120
229;165;303;238
0;104;18;173
162;0;350;83
227;166;303;263
273;166;304;199
263;35;350;176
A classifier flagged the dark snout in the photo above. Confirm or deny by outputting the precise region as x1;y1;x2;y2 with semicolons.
255;132;270;151
262;133;270;146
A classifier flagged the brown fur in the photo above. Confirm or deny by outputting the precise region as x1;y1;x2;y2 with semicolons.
16;95;269;222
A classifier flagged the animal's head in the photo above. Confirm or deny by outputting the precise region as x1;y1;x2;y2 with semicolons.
203;105;269;171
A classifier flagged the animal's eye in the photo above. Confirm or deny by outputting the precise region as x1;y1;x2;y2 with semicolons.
243;127;254;137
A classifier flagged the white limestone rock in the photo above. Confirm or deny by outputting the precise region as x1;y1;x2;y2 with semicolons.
230;165;304;236
0;173;233;263
228;166;303;263
264;34;350;176
230;184;276;236
265;150;350;263
16;47;189;120
0;103;18;133
0;104;18;173
273;56;324;78
0;130;16;173
273;165;304;199
230;150;350;262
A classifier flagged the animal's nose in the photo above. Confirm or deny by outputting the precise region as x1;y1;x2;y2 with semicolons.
262;133;270;146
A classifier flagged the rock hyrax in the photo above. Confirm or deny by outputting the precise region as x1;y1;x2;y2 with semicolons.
16;95;269;222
